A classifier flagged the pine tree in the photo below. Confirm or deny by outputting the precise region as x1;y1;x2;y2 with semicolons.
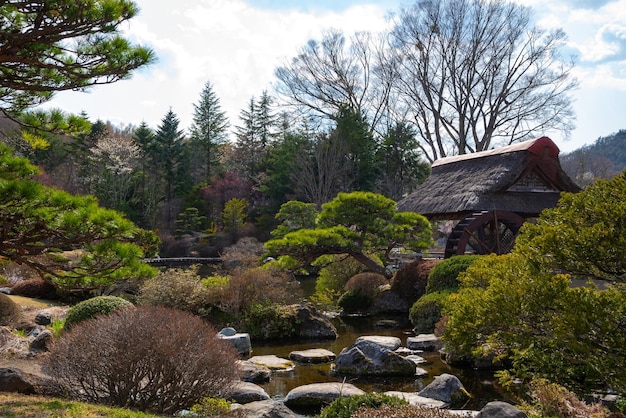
132;122;161;228
189;81;229;183
153;109;186;229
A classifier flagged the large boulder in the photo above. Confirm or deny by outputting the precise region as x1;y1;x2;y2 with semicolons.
355;335;401;351
227;400;299;418
34;307;68;326
418;373;470;405
407;334;444;352
333;339;416;376
371;288;410;314
0;368;34;394
291;304;337;339
284;382;365;410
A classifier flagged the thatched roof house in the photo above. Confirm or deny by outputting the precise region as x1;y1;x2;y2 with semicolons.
397;136;580;220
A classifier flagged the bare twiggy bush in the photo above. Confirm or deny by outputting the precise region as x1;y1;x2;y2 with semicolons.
345;272;388;297
219;267;300;317
43;306;239;414
523;379;607;418
390;259;440;304
352;404;460;417
137;267;211;315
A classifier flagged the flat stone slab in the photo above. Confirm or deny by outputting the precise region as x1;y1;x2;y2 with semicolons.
284;382;365;409
248;355;295;372
289;348;336;364
407;334;444;352
355;335;402;351
415;367;429;377
406;354;428;365
384;391;448;409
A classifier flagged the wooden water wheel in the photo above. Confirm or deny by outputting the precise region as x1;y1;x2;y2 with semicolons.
444;210;525;258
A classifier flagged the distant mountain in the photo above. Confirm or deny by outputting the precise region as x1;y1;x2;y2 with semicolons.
560;130;626;187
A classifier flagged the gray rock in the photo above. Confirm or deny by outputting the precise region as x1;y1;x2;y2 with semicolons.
34;307;67;326
284;382;365;409
228;382;270;404
218;331;251;356
334;339;416;376
374;319;401;328
227;400;299;417
0;287;11;295
29;329;52;351
415;367;429;377
476;401;525;418
418;373;469;405
355;335;401;351
0;368;34;394
289;348;336;364
405;354;428;365
219;327;238;337
371;289;410;314
292;304;337;339
407;333;444;352
237;360;271;383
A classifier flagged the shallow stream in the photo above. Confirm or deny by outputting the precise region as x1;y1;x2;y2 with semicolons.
247;314;512;411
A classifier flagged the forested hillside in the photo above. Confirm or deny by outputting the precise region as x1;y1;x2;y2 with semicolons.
561;130;626;187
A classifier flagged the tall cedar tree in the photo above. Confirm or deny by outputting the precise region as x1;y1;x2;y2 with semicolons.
189;81;229;183
153;109;186;229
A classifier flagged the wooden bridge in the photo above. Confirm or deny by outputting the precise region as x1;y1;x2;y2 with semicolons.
143;257;221;267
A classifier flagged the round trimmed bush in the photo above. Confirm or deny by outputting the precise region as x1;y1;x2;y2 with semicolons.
338;288;374;314
345;272;388;296
426;255;480;293
0;293;22;326
44;306;239;414
64;296;133;329
409;291;452;334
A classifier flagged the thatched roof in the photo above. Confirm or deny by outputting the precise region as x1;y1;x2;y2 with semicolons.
397;137;580;220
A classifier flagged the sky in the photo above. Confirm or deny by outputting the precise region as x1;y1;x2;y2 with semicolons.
43;0;626;153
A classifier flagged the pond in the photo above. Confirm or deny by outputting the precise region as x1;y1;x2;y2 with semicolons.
246;314;513;411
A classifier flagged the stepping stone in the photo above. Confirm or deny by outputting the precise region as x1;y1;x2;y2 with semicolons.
289;348;336;364
384;391;448;409
284;382;365;409
228;381;270;404
355;335;402;351
248;355;295;372
407;333;444;352
237;360;271;383
415;367;429;377
406;354;428;365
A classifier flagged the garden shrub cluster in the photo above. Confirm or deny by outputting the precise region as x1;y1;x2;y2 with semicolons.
63;295;133;329
239;302;296;340
338;288;374;313
408;255;480;333
318;393;409;418
44;306;239;414
311;255;369;307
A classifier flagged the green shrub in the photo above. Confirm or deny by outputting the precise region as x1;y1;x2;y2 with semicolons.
44;306;239;414
338;289;374;314
312;255;368;307
318;393;409;418
239;302;295;340
64;296;133;329
190;397;233;417
409;291;452;334
0;294;22;326
426;255;480;293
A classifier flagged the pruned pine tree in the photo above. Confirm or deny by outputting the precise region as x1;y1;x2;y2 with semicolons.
189;81;229;183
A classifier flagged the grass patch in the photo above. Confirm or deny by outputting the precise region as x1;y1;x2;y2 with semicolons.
0;393;166;417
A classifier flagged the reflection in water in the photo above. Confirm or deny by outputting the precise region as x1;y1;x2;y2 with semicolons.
247;315;511;410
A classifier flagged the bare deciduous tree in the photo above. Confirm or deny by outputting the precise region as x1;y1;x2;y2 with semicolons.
388;0;578;162
275;29;392;132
